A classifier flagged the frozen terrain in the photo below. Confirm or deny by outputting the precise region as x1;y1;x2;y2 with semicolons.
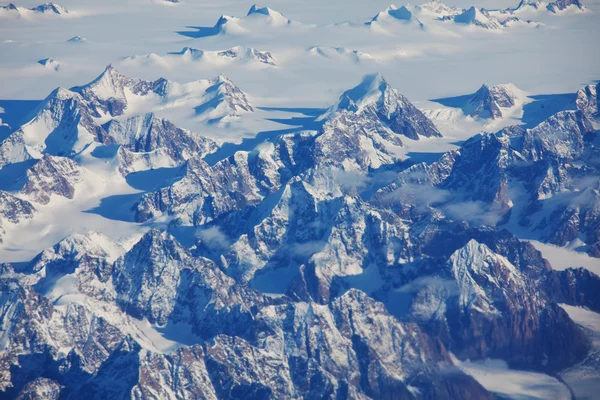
0;0;598;399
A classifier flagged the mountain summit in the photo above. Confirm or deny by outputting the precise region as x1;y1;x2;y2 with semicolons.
321;73;441;140
465;83;528;119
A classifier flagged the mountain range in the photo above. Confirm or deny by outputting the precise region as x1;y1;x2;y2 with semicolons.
0;57;598;399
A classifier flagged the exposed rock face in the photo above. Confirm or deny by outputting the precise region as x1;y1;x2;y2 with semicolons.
134;147;287;226
196;74;254;122
1;2;69;15
0;3;18;11
30;3;69;14
515;0;543;10
133;75;441;227
546;267;600;313
0;87;103;169
172;46;276;66
321;73;441;140
368;5;425;29
465;83;521;119
19;154;85;204
103;112;217;162
416;0;462;16
547;0;585;13
37;57;61;71
576;82;599;118
375;109;599;256
0;66;238;180
447;7;503;30
1;231;501;399
407;240;589;371
0;191;35;242
1;77;599;398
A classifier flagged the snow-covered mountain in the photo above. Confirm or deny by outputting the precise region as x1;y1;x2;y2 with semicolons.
320;73;441;140
307;46;376;63
464;83;529;119
0;2;69;18
0;66;247;175
104;113;218;163
449;6;504;30
37;57;60;71
1;77;599;398
367;5;425;29
0;0;598;395
375;104;599;256
0;191;35;242
415;0;463;17
30;2;68;14
576;81;599;118
126;46;276;67
18;154;86;205
546;0;586;13
205;4;300;36
66;35;87;43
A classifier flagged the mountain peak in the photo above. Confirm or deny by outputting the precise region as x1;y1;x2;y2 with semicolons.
368;5;424;28
66;36;87;44
21;154;86;205
211;73;233;85
455;6;478;23
38;57;60;71
321;73;441;139
71;65;134;102
31;2;68;14
248;4;276;16
29;231;122;273
336;72;390;111
387;5;415;21
246;4;290;24
453;6;502;29
466;83;525;119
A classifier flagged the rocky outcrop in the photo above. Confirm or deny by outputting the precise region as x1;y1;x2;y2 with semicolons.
546;267;600;313
446;7;503;30
576;82;599;119
104;113;217;163
19;154;85;204
0;191;35;242
465;83;524;119
407;240;590;372
547;0;585;13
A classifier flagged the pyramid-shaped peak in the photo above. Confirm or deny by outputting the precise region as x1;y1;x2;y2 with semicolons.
31;2;69;14
343;73;392;102
471;83;523;101
388;5;414;20
30;230;123;270
71;65;133;94
66;36;87;43
320;73;441;139
138;228;171;242
248;4;281;16
127;228;189;260
180;46;202;54
245;4;291;25
455;6;479;24
88;64;124;82
209;74;237;88
466;83;526;119
453;6;502;29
